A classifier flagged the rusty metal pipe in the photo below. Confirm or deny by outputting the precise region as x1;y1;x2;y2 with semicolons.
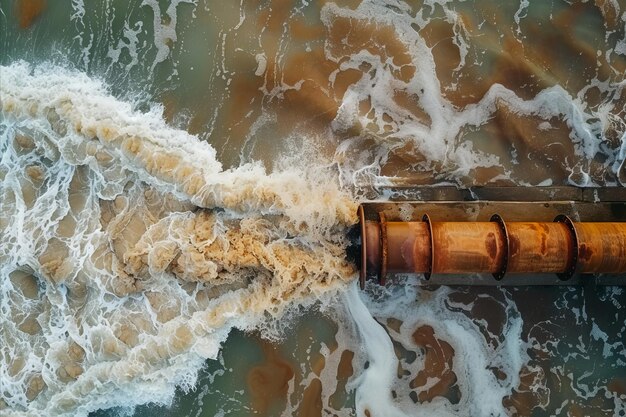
358;206;626;288
575;223;626;273
506;222;572;274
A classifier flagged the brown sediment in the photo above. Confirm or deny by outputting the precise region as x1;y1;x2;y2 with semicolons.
290;17;326;41
421;10;547;108
410;325;457;402
281;49;342;120
25;374;46;401
37;238;72;284
329;349;354;410
16;312;41;335
113;314;153;348
386;317;403;334
392;90;432;128
547;3;613;89
298;378;323;417
161;0;421;167
325;14;414;82
159;92;180;125
337;349;355;381
9;270;39;300
503;366;548;415
311;352;326;378
488;108;576;185
595;0;619;27
607;378;626;396
14;134;36;150
419;18;462;97
145;291;183;324
14;0;46;29
409;0;625;184
429;2;616;109
145;0;624;188
379;141;444;182
247;340;295;416
51;341;86;384
25;165;44;182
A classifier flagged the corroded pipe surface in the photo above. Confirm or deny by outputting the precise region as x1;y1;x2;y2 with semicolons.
430;222;505;274
359;206;626;288
506;222;571;274
576;223;626;273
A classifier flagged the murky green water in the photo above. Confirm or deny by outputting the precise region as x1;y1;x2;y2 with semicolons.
1;1;625;416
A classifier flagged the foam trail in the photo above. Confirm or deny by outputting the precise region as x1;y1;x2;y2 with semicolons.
344;282;410;417
0;62;357;230
343;278;527;417
0;61;358;416
323;1;625;187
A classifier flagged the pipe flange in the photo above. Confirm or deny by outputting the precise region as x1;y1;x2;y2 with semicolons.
358;205;367;289
490;214;509;281
422;214;434;280
554;214;580;281
379;212;388;286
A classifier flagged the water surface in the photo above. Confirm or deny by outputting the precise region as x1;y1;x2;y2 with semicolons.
1;1;625;416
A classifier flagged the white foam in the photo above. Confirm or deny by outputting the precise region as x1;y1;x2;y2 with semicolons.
141;0;198;71
513;0;529;35
342;278;527;417
2;1;625;414
320;1;625;187
0;61;358;416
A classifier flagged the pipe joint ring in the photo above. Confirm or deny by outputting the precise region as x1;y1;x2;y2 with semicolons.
554;214;580;281
422;213;434;280
358;205;367;289
490;214;509;281
379;212;388;286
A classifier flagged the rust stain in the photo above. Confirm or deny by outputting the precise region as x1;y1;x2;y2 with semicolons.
15;0;46;29
509;235;520;257
485;232;497;259
540;233;547;255
579;243;593;262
